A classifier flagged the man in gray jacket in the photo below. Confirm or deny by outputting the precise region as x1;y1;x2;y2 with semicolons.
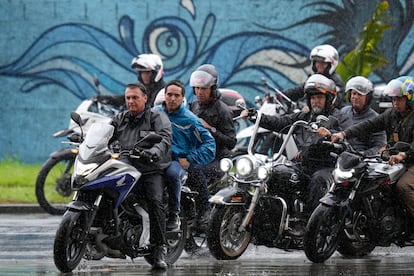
110;82;172;270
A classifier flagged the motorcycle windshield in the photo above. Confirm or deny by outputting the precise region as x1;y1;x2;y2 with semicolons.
79;123;114;160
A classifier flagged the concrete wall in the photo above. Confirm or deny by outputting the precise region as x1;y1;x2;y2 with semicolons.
1;0;413;163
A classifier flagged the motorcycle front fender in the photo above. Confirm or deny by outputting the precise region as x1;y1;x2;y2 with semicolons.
49;147;78;160
209;186;247;206
319;192;348;208
67;200;93;212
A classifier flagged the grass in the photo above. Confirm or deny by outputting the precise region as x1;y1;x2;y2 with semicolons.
0;158;41;203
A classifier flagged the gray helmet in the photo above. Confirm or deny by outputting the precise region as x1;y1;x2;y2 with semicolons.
189;64;219;98
304;74;337;112
345;76;374;95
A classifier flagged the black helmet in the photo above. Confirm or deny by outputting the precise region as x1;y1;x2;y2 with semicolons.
189;64;219;98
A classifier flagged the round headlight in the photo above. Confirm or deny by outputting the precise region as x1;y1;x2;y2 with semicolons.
257;166;269;180
236;157;254;177
220;158;233;173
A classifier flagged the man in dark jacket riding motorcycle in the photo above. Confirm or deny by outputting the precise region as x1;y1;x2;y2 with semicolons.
283;44;345;109
332;76;414;219
189;64;237;228
110;82;172;270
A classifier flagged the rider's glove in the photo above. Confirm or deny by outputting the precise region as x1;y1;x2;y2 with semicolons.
140;149;160;163
247;108;257;122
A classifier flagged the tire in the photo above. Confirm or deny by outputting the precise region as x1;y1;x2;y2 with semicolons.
35;150;76;215
337;212;376;257
144;215;188;266
206;206;251;260
53;211;88;273
303;204;344;263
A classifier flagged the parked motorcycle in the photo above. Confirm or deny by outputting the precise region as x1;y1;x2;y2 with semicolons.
36;77;124;215
206;110;339;260
303;141;413;263
53;112;186;272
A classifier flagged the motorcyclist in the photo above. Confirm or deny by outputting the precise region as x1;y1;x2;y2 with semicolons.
110;82;172;270
307;76;387;212
283;44;345;109
154;79;216;231
131;53;165;107
189;64;237;228
241;74;340;155
332;76;414;218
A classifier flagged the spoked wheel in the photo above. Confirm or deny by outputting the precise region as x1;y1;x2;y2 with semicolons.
53;211;88;273
303;204;345;263
206;206;251;260
35;150;76;215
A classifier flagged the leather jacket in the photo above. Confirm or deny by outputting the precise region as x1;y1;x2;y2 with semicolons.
110;107;172;173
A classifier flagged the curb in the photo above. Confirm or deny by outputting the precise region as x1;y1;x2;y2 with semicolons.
0;204;45;214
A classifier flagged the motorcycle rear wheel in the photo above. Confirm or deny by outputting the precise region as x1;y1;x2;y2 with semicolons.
303;204;344;263
53;211;88;273
35;150;75;215
207;206;251;260
144;215;188;266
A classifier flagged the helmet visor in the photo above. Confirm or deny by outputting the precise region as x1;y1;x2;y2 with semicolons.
190;70;215;88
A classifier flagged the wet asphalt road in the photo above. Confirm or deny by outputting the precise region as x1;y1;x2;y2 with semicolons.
1;213;414;275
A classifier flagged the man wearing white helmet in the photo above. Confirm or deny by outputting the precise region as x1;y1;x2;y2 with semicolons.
332;76;414;217
283;44;345;109
307;76;386;212
131;53;165;107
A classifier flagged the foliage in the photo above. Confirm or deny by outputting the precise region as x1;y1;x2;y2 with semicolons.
0;158;41;203
336;1;392;82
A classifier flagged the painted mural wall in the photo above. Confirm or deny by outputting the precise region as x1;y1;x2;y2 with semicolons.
1;0;413;163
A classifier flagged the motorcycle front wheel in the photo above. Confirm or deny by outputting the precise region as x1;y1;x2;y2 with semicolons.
35;149;76;215
53;210;88;273
206;205;251;260
303;204;344;263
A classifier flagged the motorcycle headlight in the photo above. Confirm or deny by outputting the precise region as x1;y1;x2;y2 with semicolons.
236;156;254;177
74;162;99;176
333;168;354;182
257;166;269;180
220;158;233;173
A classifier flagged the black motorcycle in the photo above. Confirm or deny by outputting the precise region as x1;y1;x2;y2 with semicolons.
303;141;413;263
206;111;340;259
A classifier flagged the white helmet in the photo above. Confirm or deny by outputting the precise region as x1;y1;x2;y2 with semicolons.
131;54;164;82
309;44;339;75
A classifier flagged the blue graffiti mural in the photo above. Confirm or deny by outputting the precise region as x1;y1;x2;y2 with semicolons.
1;0;413;163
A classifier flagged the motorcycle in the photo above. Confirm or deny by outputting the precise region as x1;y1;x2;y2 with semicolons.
35;77;124;215
303;141;413;263
53;112;187;272
206;110;339;260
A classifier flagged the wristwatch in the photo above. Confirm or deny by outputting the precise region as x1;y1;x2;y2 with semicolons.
210;127;217;134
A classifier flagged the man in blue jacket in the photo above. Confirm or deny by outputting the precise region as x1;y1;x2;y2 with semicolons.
154;80;216;231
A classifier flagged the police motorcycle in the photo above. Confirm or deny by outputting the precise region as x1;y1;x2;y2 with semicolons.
53;112;186;273
206;108;339;260
36;76;124;215
303;141;413;263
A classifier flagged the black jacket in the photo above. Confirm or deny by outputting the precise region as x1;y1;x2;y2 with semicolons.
283;72;345;108
110;107;172;173
190;99;237;160
344;108;414;163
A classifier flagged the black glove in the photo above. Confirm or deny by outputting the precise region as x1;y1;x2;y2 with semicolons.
247;108;257;122
134;148;160;163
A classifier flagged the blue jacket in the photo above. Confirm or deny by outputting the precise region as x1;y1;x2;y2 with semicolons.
154;103;216;165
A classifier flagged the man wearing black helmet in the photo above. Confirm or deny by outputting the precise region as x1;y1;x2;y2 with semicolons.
189;64;237;228
131;53;166;107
